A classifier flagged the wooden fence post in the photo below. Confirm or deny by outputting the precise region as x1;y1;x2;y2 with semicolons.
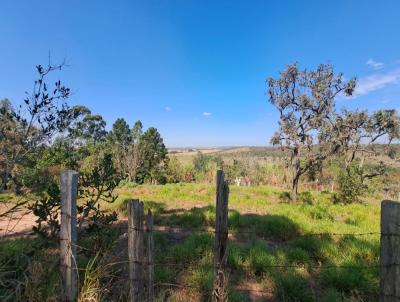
128;200;145;302
212;170;229;302
146;210;154;302
60;170;79;302
380;200;400;302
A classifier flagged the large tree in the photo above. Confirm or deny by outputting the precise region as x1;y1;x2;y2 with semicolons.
138;127;167;184
68;105;107;143
108;118;131;178
125;120;143;182
267;63;356;201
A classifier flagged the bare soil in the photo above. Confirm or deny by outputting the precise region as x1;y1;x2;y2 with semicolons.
0;204;36;238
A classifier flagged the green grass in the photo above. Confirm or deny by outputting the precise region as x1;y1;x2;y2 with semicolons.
109;183;381;301
1;183;382;301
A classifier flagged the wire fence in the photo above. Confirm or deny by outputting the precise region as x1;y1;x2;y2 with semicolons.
2;226;384;301
50;170;400;301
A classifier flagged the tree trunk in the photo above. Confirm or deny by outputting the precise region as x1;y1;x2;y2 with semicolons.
0;173;7;191
290;149;300;202
291;175;299;202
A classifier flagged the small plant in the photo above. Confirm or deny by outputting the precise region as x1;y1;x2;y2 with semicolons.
298;191;314;205
78;253;104;302
279;191;291;203
29;183;61;238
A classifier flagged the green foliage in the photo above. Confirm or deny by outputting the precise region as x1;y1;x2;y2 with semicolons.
268;63;356;200
165;156;185;183
68;106;107;142
28;182;61;238
298;191;314;205
29;152;119;238
225;159;247;182
193;152;211;172
138;127;167;184
334;162;366;204
0;63;82;193
279;191;291;202
78;152;119;231
107;119;167;184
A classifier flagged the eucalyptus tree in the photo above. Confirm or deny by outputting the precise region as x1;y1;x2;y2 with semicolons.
125;120;144;182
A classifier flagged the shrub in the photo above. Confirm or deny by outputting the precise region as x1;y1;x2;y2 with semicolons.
279;191;291;203
29;153;119;238
334;163;367;204
298;191;314;204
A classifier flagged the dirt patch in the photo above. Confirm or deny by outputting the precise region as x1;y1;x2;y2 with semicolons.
0;204;36;238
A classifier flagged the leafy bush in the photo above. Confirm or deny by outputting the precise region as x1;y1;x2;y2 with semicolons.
334;163;367;204
298;191;314;205
29;153;119;238
279;191;291;203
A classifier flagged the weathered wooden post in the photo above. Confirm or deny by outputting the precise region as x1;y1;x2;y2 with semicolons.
146;210;154;302
60;170;79;302
380;200;400;302
128;200;145;302
212;170;229;302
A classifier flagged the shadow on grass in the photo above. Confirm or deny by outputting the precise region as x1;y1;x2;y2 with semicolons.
144;205;380;302
0;202;380;302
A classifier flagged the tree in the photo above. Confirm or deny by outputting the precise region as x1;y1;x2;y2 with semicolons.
333;109;400;202
0;62;79;192
138;127;167;183
193;152;211;173
125;120;143;182
336;109;400;168
107;119;145;182
0;99;20;190
68;105;107;143
165;156;184;183
107;118;131;178
267;63;356;201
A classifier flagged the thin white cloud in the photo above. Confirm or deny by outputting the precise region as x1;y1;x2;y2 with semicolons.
165;106;172;111
366;58;384;70
353;68;400;98
203;112;212;116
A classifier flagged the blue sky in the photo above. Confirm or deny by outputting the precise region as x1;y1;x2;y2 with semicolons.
1;0;400;147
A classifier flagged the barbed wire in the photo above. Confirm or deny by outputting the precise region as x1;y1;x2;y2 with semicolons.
155;281;381;297
126;225;386;239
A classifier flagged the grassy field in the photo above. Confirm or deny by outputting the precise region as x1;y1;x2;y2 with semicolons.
110;183;381;301
0;183;383;301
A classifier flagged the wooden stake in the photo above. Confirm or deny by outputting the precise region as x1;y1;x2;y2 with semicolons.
380;200;400;302
212;170;229;302
60;170;79;302
128;200;145;302
146;210;154;302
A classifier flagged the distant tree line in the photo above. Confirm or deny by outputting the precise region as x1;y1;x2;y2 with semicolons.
0;62;171;235
1;61;399;208
0;63;168;195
